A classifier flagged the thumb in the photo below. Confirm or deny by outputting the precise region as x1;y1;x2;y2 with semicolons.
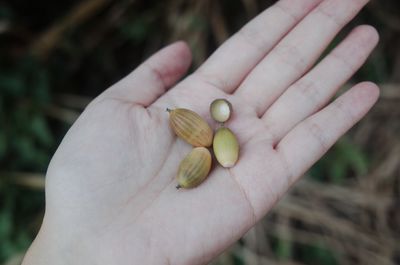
103;41;192;106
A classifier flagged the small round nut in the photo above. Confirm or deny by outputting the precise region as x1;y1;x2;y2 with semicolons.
210;99;232;123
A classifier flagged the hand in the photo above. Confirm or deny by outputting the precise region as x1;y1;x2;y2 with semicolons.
22;0;379;264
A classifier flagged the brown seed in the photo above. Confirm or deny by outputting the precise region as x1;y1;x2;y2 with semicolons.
176;147;212;189
167;108;213;147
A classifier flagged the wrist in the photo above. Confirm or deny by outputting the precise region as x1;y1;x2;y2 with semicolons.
21;217;169;265
22;220;85;265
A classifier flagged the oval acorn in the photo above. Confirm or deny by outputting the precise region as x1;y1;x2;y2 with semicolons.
167;108;213;147
213;127;239;168
176;147;212;189
210;99;232;123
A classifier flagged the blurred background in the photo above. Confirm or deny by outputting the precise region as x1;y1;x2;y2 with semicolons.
0;0;399;264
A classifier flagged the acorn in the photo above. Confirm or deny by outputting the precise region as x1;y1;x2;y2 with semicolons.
167;108;213;147
210;99;232;123
176;147;212;189
213;127;239;168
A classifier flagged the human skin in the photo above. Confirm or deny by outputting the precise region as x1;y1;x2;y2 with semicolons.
22;0;380;264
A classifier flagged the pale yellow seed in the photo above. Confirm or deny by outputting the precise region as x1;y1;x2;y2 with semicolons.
213;127;239;168
210;99;232;123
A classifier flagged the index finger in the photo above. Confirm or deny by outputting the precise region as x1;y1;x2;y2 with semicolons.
195;0;322;93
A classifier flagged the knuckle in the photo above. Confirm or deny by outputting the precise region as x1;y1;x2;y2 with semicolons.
273;43;307;74
304;120;330;150
294;79;322;108
237;25;272;53
273;2;299;23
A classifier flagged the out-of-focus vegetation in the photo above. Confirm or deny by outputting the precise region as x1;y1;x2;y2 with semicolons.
0;0;399;264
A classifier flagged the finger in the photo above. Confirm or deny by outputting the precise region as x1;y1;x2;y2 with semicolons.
194;0;322;93
262;25;379;143
235;0;369;116
276;82;379;184
103;41;192;106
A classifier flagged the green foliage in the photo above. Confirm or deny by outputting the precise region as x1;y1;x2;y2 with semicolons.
0;132;6;159
271;236;295;261
275;238;293;260
301;243;338;265
0;56;53;171
119;12;157;43
0;56;51;262
270;235;338;265
356;48;390;84
0;5;12;20
0;187;39;262
310;137;369;184
231;253;245;265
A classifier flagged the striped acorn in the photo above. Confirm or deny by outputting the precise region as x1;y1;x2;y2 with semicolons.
176;147;212;189
213;127;239;168
167;108;213;147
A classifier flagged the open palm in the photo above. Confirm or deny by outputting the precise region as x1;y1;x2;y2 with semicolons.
24;0;379;264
